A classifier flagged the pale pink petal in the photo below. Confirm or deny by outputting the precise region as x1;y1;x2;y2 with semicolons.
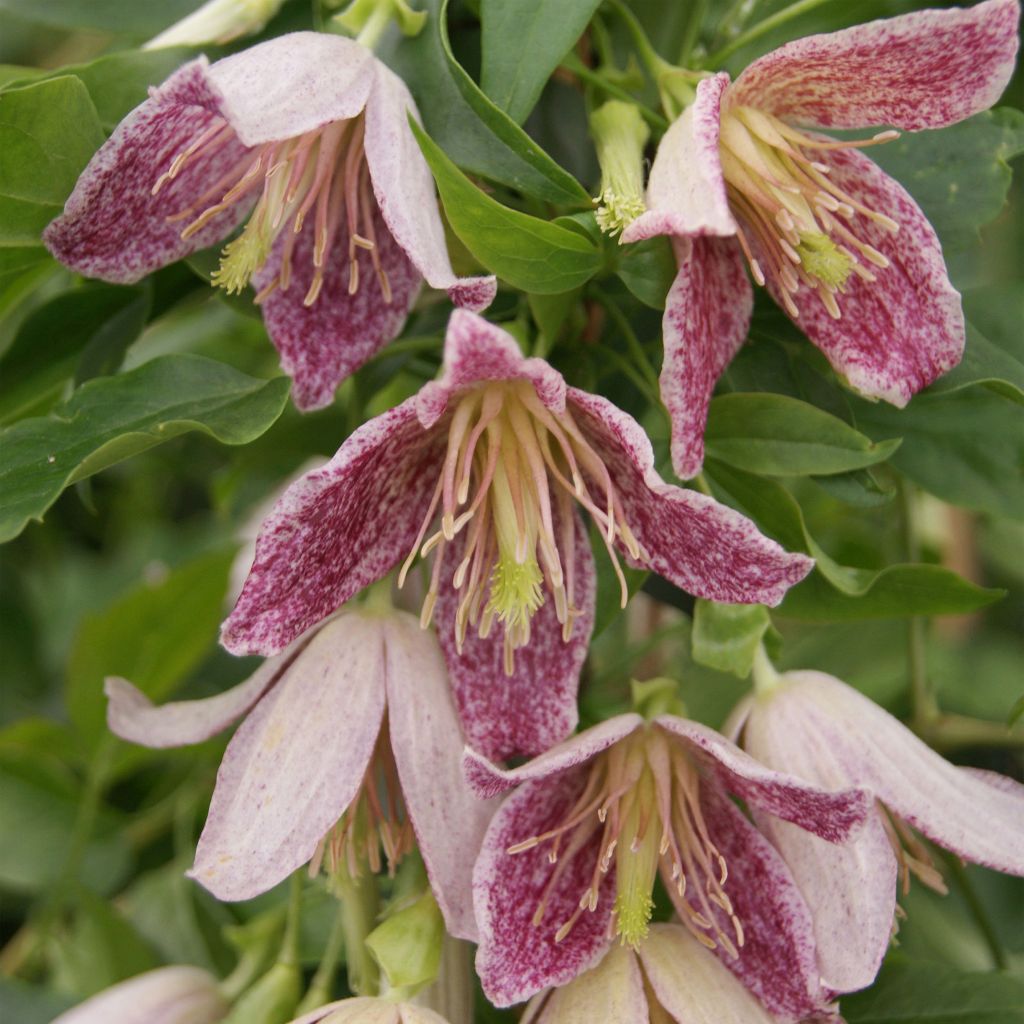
384;612;496;942
364;67;496;307
254;203;421;411
462;714;644;799
473;769;615;1006
622;73;736;243
190;613;387;900
51;967;226;1024
567;389;814;605
730;0;1020;131
770;146;963;405
434;508;595;762
44;59;251;283
286;999;389;1024
639;924;776;1024
221;402;445;656
661;236;752;479
654;716;870;842
527;945;647;1024
416;311;566;429
207;32;375;146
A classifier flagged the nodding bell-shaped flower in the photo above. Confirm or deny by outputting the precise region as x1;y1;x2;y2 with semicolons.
44;32;495;411
220;311;813;761
286;998;452;1024
463;712;871;1019
732;669;1024;996
622;0;1020;479
105;607;493;942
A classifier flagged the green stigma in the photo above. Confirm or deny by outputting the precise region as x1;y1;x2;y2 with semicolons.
796;231;853;289
486;553;544;629
211;219;271;294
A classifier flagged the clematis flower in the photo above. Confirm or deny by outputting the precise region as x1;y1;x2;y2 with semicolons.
733;669;1024;995
463;711;870;1019
105;607;493;941
220;310;813;760
51;966;227;1024
286;998;450;1024
622;0;1020;478
522;928;779;1024
44;32;495;411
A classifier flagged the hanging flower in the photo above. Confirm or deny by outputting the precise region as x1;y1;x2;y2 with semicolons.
622;0;1020;478
220;310;813;760
105;607;493;941
286;998;450;1024
732;669;1024;995
464;712;870;1018
44;32;495;411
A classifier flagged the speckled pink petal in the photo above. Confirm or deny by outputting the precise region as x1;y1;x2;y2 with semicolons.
207;32;375;146
622;73;735;244
463;714;644;799
639;924;777;1024
474;768;616;1006
254;203;421;411
50;966;227;1024
385;612;495;942
566;389;814;605
222;401;445;656
44;59;252;283
730;0;1020;131
190;613;387;900
654;716;870;843
435;507;594;762
364;68;496;308
772;146;963;405
417;311;566;429
526;945;647;1024
661;236;751;479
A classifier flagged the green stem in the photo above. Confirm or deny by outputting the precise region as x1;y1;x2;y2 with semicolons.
942;853;1008;970
296;904;347;1013
355;4;391;48
604;0;670;78
750;642;780;695
279;873;304;968
335;869;381;997
593;290;660;393
916;713;1023;752
560;55;669;131
704;0;832;66
677;0;709;65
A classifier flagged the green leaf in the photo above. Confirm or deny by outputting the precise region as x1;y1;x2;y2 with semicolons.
841;960;1024;1024
0;76;105;245
66;548;235;748
480;0;601;124
0;0;202;33
615;236;676;309
704;393;900;476
0;246;50;288
412;119;602;293
387;0;588;203
0;354;290;543
691;600;771;678
0;979;73;1024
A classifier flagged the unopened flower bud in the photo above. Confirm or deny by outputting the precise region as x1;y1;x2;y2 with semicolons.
144;0;284;49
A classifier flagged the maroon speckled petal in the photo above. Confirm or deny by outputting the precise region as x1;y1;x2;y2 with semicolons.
566;389;814;605
435;508;595;762
385;612;496;942
190;613;387;901
221;402;445;656
661;237;752;480
44;59;252;283
729;0;1020;131
254;204;421;411
417;311;566;429
474;769;616;1007
770;146;964;406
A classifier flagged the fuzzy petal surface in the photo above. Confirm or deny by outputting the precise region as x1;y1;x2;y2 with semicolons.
661;236;752;479
364;68;496;306
385;612;495;941
474;769;616;1006
191;613;387;900
222;402;444;655
622;73;735;243
435;507;595;761
567;389;814;605
639;924;776;1024
729;0;1020;131
526;945;647;1024
44;59;251;283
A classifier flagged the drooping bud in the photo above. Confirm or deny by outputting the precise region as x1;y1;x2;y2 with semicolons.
144;0;284;49
590;101;650;238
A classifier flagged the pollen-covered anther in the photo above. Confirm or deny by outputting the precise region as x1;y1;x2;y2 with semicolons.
880;806;948;898
718;103;901;319
154;113;393;307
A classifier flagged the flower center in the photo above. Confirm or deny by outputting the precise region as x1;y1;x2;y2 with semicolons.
309;722;414;881
718;104;900;319
399;380;643;674
508;727;744;955
153;114;392;308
